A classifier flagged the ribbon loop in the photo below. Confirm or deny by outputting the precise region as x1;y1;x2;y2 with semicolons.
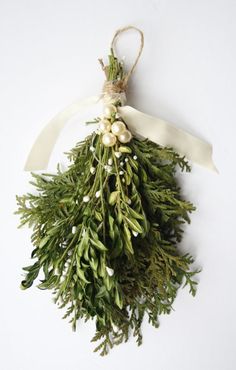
24;95;217;173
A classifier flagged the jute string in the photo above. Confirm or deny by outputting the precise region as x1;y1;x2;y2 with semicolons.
101;26;144;105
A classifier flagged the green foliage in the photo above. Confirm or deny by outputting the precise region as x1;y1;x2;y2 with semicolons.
16;133;199;355
16;49;200;355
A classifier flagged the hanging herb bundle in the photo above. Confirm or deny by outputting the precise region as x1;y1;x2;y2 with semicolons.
16;26;201;356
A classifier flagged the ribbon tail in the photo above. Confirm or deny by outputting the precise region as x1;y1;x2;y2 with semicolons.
119;106;218;173
24;95;101;171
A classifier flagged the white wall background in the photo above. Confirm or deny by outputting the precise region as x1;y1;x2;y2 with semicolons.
1;0;236;369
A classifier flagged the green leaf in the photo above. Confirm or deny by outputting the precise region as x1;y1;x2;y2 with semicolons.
77;230;89;257
115;288;123;309
96;286;107;299
129;158;138;172
109;191;119;206
117;211;123;225
140;168;147;182
98;257;106;277
108;215;115;239
127;207;144;220
124;172;131;185
20;280;33;290
110;233;123;258
104;275;113;291
118;146;132;153
39;235;50;248
133;173;140;187
95;210;103;222
90;257;98;271
126;162;133;178
59;197;74;204
123;224;134;254
90;238;107;252
76;267;90;284
124;217;143;234
37;275;58;290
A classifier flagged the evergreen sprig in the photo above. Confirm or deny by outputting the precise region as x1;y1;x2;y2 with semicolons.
16;50;200;355
16;134;199;355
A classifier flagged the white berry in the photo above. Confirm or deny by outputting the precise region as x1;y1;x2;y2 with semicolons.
105;165;112;173
90;166;96;174
111;121;126;136
99;119;111;133
102;132;116;147
83;195;90;203
106;266;114;276
104;104;117;118
118;130;132;143
114;151;122;158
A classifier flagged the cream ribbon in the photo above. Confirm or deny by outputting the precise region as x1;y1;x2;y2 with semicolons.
119;106;217;172
24;96;100;171
24;96;217;172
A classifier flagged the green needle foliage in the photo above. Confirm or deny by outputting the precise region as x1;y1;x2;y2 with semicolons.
16;50;199;356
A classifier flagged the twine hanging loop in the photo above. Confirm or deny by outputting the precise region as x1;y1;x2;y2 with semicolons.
101;26;144;105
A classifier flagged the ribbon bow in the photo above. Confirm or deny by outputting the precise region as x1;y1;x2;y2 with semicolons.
24;26;217;173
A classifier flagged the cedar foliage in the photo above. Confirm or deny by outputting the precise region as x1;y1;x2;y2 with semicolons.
16;50;199;356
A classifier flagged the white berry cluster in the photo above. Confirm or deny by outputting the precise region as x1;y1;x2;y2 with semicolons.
99;104;132;147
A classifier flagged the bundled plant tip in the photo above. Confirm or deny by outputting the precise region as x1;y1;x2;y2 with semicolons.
16;28;200;356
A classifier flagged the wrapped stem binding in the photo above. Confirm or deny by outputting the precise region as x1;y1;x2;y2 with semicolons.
16;26;200;356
